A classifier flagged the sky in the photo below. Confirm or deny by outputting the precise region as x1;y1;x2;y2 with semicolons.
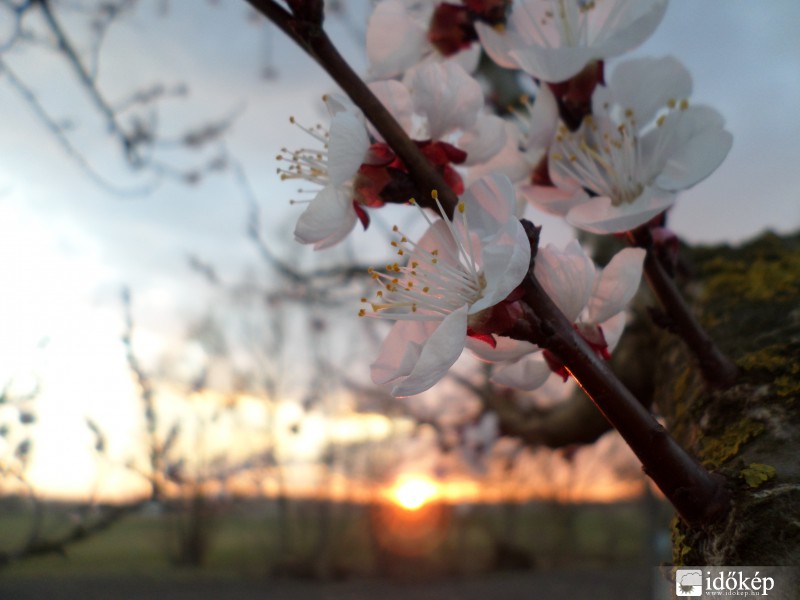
0;0;798;500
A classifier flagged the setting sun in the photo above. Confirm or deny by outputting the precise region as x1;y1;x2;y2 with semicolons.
390;476;439;511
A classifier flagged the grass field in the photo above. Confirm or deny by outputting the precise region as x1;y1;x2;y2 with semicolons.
0;496;671;581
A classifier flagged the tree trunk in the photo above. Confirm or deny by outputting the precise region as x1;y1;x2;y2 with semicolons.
654;231;800;565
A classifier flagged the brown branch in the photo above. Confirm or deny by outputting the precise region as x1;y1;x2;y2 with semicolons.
245;0;458;215
509;221;730;527
630;228;738;390
252;0;731;528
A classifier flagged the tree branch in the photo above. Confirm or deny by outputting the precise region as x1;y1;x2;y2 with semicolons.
245;0;458;215
509;221;730;527
630;228;738;390
252;0;731;528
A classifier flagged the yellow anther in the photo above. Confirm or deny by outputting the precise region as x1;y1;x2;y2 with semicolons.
667;98;676;109
422;287;430;293
656;115;666;127
431;189;439;201
679;99;689;110
551;152;564;161
457;202;465;214
358;309;366;317
289;116;296;123
409;198;417;205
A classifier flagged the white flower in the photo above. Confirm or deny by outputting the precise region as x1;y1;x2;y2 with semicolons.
367;63;507;195
485;241;645;390
370;62;505;159
280;97;370;250
365;174;530;397
526;56;733;234
469;83;560;189
476;0;668;83
366;0;482;81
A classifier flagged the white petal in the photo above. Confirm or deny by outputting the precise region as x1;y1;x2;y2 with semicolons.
522;184;589;217
654;105;732;191
390;306;469;397
461;175;531;312
366;0;427;79
467;336;538;363
446;42;482;74
324;93;358;117
587;248;645;324
465;122;530;185
608;56;693;125
491;353;552;391
368;79;414;139
474;21;520;69
566;188;676;234
328;111;369;187
511;45;596;83
371;319;433;385
411;62;483;138
525;84;560;151
595;0;669;60
535;241;595;323
293;186;357;250
461;173;516;236
601;312;628;354
657;129;732;191
458;114;507;166
474;220;530;312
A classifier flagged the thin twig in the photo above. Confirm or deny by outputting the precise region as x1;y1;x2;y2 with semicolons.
629;228;738;390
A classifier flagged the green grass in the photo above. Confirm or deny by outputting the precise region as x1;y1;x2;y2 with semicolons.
0;498;670;580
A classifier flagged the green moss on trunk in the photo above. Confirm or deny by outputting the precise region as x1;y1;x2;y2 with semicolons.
655;232;800;565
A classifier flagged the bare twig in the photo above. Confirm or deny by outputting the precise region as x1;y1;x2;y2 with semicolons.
629;228;738;390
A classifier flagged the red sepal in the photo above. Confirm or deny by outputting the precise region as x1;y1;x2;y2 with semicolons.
353;202;370;230
467;328;497;348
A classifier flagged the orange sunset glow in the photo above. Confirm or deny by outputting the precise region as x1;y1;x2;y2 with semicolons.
389;475;440;511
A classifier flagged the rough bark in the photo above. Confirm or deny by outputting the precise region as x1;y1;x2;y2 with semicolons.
655;231;800;565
